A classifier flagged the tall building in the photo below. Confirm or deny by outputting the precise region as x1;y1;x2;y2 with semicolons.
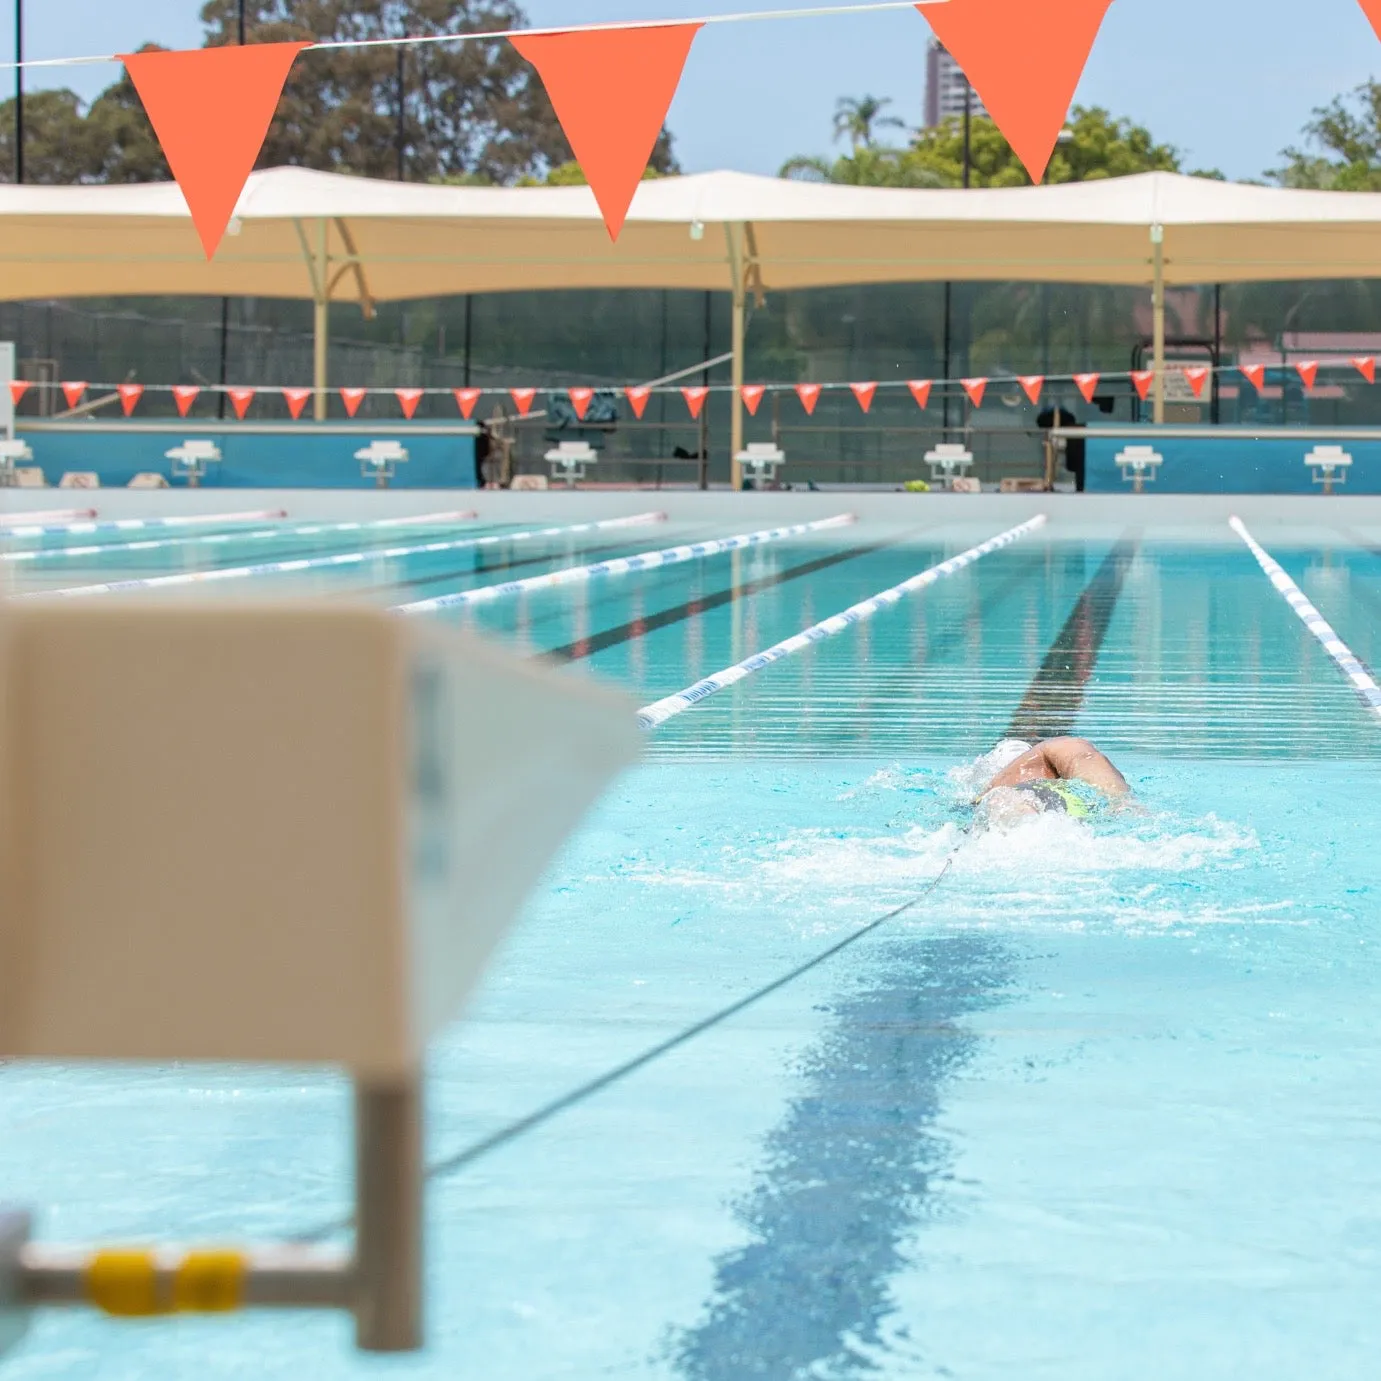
924;41;987;128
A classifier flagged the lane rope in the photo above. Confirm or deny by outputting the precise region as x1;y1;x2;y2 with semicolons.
1229;515;1381;719
293;854;956;1243
25;512;667;599
0;510;288;539
391;514;858;614
637;514;1048;728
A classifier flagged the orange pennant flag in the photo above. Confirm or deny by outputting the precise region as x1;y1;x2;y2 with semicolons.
962;378;988;408
568;386;594;420
1183;366;1211;399
907;380;932;409
117;382;144;416
121;42;309;259
396;387;424;419
510;387;537;416
510;23;701;240
741;384;766;415
173;384;201;416
228;386;255;419
918;0;1113;183
1239;364;1266;392
1018;375;1044;405
682;385;709;419
61;381;87;409
1295;360;1319;391
850;382;877;413
1130;369;1154;400
283;387;311;420
1357;0;1381;40
624;385;651;418
340;386;367;417
796;383;822;414
8;380;29;406
1352;355;1377;384
453;387;482;419
1073;372;1100;403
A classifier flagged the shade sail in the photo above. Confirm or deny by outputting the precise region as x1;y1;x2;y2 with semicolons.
2;168;1381;307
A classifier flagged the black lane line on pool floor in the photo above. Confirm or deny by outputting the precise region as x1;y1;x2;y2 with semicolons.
540;532;916;663
1006;533;1141;741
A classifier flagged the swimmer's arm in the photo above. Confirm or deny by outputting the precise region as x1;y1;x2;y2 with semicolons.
1040;737;1131;798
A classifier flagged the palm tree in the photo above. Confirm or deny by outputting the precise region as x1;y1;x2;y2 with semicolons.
832;95;905;153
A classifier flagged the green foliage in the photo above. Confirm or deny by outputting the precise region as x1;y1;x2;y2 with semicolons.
832;95;904;153
1267;80;1381;190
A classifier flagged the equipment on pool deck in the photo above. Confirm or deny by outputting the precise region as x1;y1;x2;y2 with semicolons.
57;471;99;490
0;439;34;486
355;439;409;487
165;439;222;487
0;599;639;1355
1115;444;1163;492
924;442;974;490
734;442;785;489
545;439;597;487
1304;444;1351;493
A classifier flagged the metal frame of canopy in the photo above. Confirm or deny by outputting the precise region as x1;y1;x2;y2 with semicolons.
5;168;1381;485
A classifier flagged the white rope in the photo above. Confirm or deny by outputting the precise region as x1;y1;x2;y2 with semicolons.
1229;515;1381;720
0;508;286;539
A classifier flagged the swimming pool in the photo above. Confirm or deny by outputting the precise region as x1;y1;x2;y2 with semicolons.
1;499;1379;1378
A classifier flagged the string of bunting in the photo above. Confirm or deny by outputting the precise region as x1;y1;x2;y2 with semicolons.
11;358;1374;421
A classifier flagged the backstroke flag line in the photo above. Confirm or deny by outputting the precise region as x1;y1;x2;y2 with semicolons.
917;0;1114;183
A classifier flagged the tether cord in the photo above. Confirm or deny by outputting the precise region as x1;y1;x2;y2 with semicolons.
291;855;956;1244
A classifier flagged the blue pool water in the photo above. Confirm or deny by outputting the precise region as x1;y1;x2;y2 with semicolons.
1;509;1380;1378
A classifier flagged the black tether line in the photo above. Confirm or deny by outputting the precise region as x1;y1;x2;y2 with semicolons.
291;856;956;1244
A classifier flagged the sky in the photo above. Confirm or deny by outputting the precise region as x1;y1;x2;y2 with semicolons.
3;0;1379;181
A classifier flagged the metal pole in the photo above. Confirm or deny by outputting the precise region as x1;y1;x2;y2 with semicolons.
700;290;710;490
13;0;22;184
962;80;971;189
395;47;405;181
1151;224;1165;425
313;219;330;421
462;293;472;386
727;224;745;491
941;282;952;438
216;0;246;421
1211;282;1221;426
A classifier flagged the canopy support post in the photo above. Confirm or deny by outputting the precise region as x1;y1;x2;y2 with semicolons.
1151;223;1165;425
727;223;746;491
314;219;330;421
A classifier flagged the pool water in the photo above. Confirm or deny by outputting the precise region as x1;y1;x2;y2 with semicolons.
2;511;1380;1379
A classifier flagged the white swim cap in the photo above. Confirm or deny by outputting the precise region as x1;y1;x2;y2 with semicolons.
946;739;1032;798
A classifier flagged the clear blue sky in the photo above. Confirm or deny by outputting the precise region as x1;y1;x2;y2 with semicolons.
4;0;1379;180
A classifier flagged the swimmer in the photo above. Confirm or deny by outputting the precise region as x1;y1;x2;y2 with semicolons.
973;737;1132;826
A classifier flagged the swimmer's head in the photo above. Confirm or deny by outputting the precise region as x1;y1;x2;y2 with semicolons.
974;784;1043;830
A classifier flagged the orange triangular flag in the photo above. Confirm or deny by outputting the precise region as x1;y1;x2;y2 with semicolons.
340;386;367;417
850;382;877;413
8;380;29;406
396;387;424;419
121;42;309;259
1295;360;1319;391
1352;355;1376;383
283;387;311;420
510;387;537;416
1131;369;1154;400
1240;364;1265;392
796;383;822;414
1357;0;1381;40
741;384;766;415
625;385;651;418
918;0;1113;182
1073;372;1100;403
173;384;201;416
682;386;708;419
568;386;594;420
228;387;255;419
117;382;144;416
454;387;482;419
1018;375;1044;405
907;380;932;409
1183;365;1210;399
962;378;987;407
61;381;87;409
510;24;701;240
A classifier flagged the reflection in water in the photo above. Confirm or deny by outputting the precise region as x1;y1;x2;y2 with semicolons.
674;934;1013;1380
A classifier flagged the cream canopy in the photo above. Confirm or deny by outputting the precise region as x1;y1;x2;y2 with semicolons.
2;166;1379;433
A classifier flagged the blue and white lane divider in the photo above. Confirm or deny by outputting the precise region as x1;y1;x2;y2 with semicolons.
0;508;289;538
1230;515;1381;719
1;509;478;565
29;512;667;599
636;515;1047;730
392;514;858;615
0;507;96;529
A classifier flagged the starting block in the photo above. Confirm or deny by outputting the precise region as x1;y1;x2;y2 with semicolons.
1304;444;1352;493
0;439;33;487
734;442;785;489
165;440;222;487
544;440;597;487
924;443;974;490
1115;444;1163;493
356;440;409;487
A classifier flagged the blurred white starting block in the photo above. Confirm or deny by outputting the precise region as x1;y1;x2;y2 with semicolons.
1305;444;1352;493
128;472;169;489
1116;444;1163;492
0;599;638;1356
356;440;409;487
58;471;99;490
734;442;784;488
924;443;974;490
545;440;596;487
165;439;222;487
0;438;33;486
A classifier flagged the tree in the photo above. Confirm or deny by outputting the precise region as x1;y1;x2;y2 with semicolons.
0;89;97;183
832;95;903;154
1267;80;1381;190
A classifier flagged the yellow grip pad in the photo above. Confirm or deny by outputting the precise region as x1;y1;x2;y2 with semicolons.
87;1250;161;1317
173;1251;244;1313
86;1248;246;1316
